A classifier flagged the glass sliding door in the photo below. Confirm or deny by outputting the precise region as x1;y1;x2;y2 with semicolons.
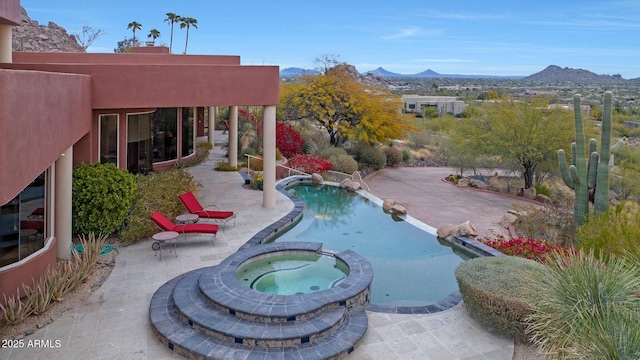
99;114;119;165
127;112;152;174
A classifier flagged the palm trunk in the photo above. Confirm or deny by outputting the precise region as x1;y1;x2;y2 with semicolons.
184;29;189;54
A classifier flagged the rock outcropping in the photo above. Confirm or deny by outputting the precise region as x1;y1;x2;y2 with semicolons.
11;7;84;53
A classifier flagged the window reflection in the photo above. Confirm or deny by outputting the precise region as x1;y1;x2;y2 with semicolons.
151;108;178;162
100;114;118;165
0;173;46;267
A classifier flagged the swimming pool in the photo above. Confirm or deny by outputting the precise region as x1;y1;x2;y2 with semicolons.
270;183;473;308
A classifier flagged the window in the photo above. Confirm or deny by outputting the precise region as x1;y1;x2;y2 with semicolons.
0;173;46;267
150;108;178;163
99;114;118;165
127;112;153;174
182;107;195;157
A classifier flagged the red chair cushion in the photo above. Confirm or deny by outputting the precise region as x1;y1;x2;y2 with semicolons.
179;192;204;213
198;210;234;220
150;211;176;231
175;223;218;234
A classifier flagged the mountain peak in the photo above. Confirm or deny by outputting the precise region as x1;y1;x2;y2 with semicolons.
523;65;625;84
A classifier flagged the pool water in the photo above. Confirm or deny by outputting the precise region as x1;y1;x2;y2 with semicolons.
273;184;472;307
236;253;348;295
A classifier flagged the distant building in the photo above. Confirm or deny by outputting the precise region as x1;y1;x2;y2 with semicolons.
623;121;640;129
547;104;591;118
401;95;467;116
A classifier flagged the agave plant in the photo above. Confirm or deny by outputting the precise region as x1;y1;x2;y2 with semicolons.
0;293;33;325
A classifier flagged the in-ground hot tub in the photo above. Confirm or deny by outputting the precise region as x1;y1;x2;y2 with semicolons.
237;252;349;295
149;241;373;358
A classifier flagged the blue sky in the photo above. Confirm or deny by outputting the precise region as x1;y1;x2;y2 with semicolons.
20;0;640;78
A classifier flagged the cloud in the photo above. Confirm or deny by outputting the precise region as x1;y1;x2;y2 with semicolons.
412;58;474;64
380;27;422;40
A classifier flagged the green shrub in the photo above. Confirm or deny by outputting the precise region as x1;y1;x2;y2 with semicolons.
241;147;257;157
330;154;359;174
402;149;411;163
383;146;403;167
319;146;348;159
72;163;137;235
353;143;386;170
527;251;640;359
576;201;640;259
533;183;551;198
119;168;201;243
215;160;242;172
511;202;575;247
455;256;545;340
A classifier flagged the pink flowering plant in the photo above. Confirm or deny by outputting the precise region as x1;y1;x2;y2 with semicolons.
479;235;575;264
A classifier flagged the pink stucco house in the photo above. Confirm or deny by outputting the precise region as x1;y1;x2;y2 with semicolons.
0;0;280;300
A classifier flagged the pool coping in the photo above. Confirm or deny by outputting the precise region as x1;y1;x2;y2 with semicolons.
238;175;503;314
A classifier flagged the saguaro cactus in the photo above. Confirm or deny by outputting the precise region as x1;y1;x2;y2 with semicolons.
558;91;623;228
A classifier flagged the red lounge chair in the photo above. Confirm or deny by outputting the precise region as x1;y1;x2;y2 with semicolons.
178;192;236;231
150;211;218;246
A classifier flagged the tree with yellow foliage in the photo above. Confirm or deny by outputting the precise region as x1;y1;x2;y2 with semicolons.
279;61;413;146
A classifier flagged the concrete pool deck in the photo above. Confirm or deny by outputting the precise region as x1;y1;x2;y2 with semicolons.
2;132;516;360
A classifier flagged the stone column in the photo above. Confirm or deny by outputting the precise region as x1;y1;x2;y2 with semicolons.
228;106;238;167
208;106;217;147
55;146;73;260
0;25;12;63
262;105;276;208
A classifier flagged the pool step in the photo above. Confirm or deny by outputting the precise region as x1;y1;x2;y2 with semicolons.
150;269;368;359
172;269;348;347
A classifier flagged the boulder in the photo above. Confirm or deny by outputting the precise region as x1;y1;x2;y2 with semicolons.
488;178;509;194
522;187;536;199
451;220;478;238
390;204;407;215
509;187;523;197
311;173;324;183
437;224;455;238
382;198;395;211
345;181;361;192
535;194;551;204
469;178;488;190
339;178;351;188
499;212;519;228
457;178;471;187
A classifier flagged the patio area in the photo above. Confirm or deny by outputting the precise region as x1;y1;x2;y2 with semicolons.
1;131;514;360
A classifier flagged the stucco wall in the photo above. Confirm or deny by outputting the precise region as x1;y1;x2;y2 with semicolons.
12;52;241;66
0;0;20;25
0;69;92;204
2;62;280;109
0;237;57;303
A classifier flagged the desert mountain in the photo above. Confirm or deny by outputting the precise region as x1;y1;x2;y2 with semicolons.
522;65;626;84
11;7;83;53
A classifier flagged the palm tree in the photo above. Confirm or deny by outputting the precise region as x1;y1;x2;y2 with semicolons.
163;13;180;53
179;17;198;54
147;29;161;45
127;21;142;45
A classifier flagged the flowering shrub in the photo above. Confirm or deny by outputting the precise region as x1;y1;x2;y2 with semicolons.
289;154;333;174
276;121;305;158
250;171;263;190
479;235;575;264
